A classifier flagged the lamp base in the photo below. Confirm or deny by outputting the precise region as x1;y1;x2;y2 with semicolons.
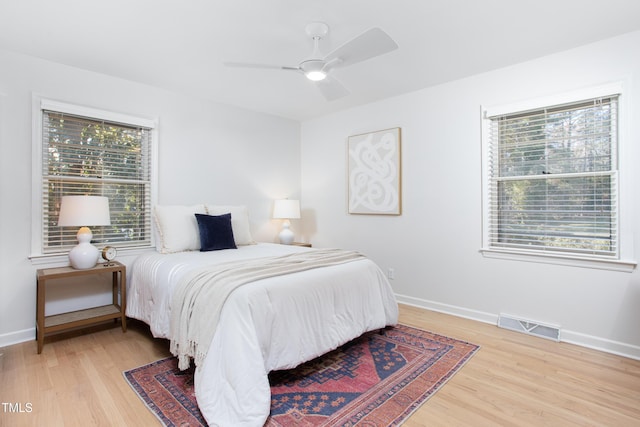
68;226;100;269
278;221;295;245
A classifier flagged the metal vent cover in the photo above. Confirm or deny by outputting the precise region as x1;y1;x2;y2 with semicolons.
498;313;560;342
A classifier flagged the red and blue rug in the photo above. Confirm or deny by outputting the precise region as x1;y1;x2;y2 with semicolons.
124;324;479;426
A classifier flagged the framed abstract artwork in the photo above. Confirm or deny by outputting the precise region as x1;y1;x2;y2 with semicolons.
348;127;402;215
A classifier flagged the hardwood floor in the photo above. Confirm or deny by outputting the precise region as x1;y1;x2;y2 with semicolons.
1;304;639;426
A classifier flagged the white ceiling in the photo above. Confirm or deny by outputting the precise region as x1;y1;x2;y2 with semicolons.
1;0;640;121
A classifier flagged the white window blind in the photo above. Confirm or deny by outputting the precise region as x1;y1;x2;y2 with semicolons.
486;95;618;259
41;109;153;254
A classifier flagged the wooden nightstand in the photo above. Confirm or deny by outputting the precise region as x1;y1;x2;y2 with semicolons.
292;242;312;247
36;261;127;354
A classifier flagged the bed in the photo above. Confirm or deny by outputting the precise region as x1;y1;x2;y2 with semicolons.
126;205;399;426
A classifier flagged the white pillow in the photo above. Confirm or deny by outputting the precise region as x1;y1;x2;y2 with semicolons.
205;205;255;245
154;204;207;253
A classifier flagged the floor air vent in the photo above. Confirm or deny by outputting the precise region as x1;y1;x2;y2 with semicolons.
498;313;560;342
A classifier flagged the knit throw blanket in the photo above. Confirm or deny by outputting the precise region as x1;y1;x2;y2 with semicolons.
170;248;365;370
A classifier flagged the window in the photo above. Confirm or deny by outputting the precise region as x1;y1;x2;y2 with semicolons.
482;87;627;266
32;99;156;257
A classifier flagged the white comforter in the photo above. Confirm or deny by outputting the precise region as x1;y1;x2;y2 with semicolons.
126;243;399;426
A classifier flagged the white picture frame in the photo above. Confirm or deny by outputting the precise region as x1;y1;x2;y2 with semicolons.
348;127;402;215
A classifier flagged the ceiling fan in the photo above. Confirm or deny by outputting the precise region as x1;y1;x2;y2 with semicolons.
224;22;398;101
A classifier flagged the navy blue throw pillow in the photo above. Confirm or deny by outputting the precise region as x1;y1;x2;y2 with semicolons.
195;213;237;251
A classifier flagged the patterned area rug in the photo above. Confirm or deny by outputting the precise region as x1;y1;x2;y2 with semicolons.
124;324;479;426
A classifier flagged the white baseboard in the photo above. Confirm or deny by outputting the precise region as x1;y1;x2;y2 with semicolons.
0;327;35;348
394;293;640;361
395;293;498;325
561;330;640;361
3;296;640;361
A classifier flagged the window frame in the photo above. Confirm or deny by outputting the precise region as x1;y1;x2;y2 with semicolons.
480;83;636;272
30;96;158;265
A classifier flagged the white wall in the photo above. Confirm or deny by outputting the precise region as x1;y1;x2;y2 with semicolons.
0;49;301;346
301;30;640;359
3;31;640;359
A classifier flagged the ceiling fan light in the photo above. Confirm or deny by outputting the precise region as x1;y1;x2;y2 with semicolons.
305;70;327;81
300;59;327;81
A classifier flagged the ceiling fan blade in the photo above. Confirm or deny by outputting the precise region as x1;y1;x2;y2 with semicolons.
316;76;350;101
224;62;299;71
324;28;398;69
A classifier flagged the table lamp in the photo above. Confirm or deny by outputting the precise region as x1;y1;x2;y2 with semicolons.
273;199;300;245
58;195;111;269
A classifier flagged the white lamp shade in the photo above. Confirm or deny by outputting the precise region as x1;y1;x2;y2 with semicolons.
273;199;300;219
58;196;111;226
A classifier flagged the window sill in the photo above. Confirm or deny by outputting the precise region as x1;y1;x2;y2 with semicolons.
480;248;636;273
30;246;155;268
